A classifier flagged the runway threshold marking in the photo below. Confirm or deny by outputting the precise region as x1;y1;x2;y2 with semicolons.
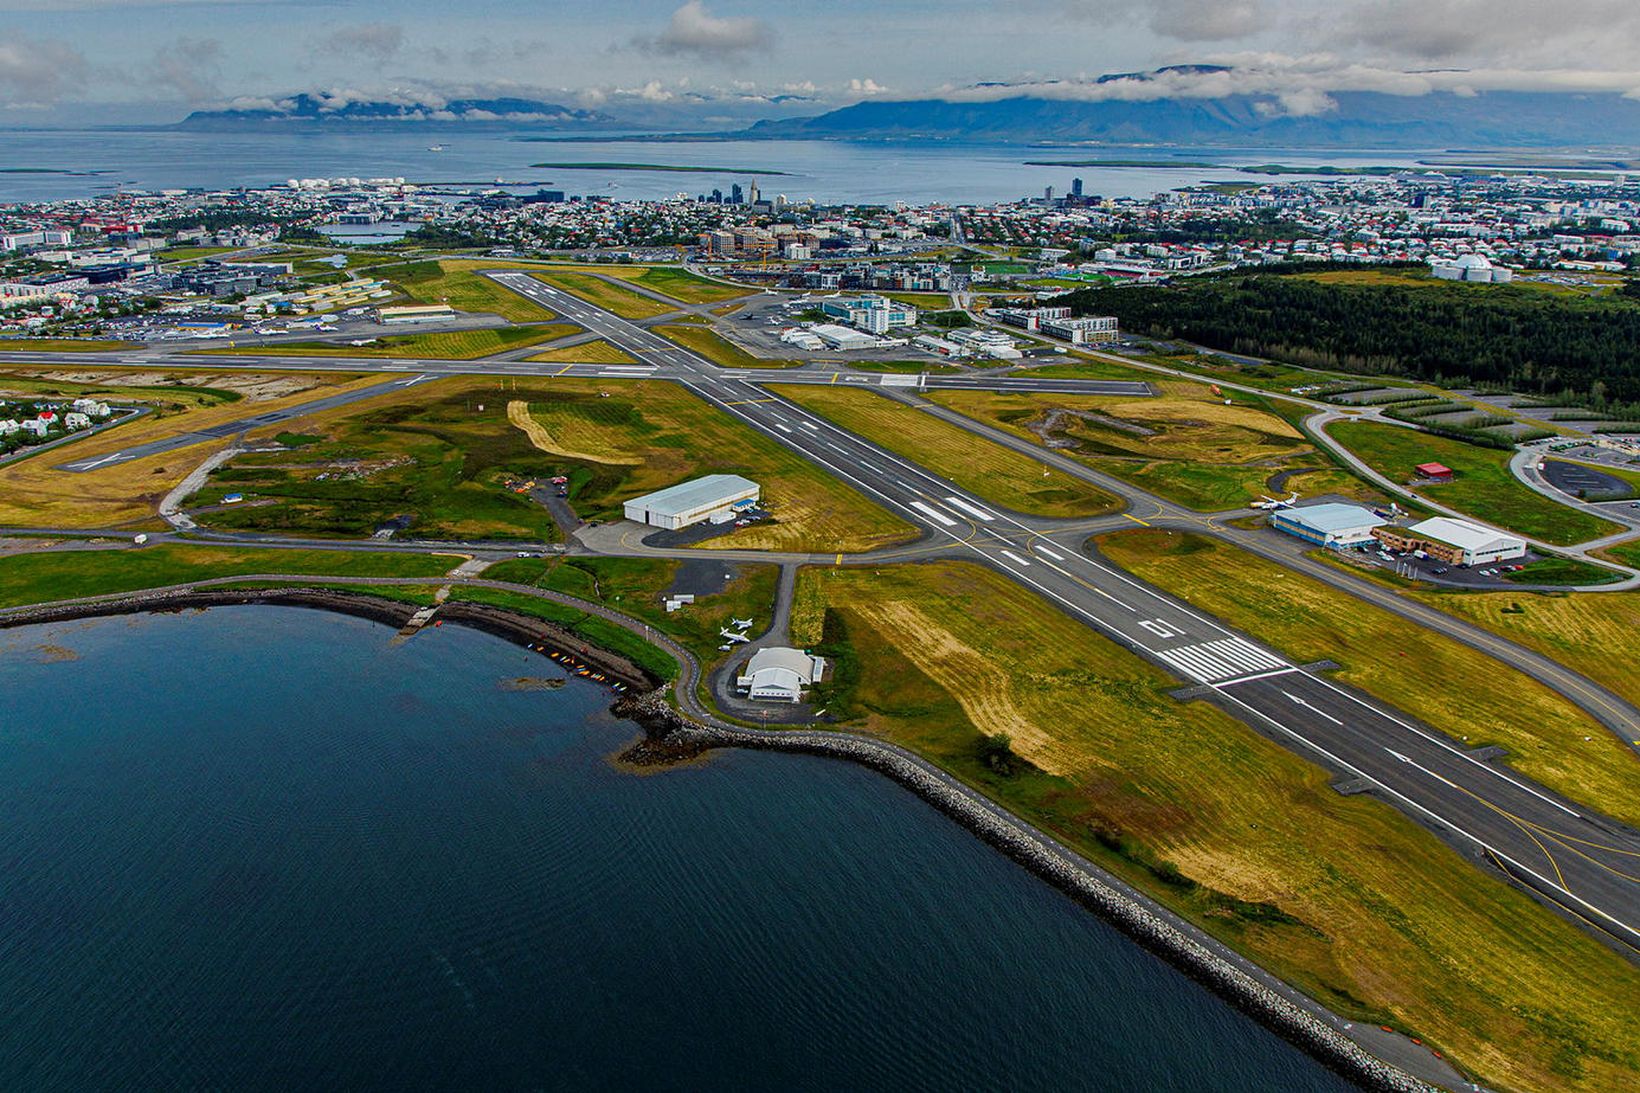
909;501;959;527
1124;514;1151;527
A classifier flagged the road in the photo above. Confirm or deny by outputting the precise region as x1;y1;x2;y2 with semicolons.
7;270;1639;955
500;271;1640;953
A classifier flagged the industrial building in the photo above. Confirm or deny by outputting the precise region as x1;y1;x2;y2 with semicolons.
1270;502;1387;547
623;474;760;530
820;295;917;334
375;303;456;324
1430;254;1514;283
991;306;1119;344
1373;517;1527;566
809;323;881;351
736;647;827;704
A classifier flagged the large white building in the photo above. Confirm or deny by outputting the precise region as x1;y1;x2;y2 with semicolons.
1270;502;1387;547
736;646;827;704
991;306;1119;344
1430;254;1514;283
820;295;917;334
1401;516;1527;566
623;474;760;530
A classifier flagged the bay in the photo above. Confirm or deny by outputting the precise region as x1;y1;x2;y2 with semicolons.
0;127;1441;205
0;606;1355;1091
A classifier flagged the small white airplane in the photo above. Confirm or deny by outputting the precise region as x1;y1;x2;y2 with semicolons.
730;618;754;630
719;628;751;644
1252;491;1299;510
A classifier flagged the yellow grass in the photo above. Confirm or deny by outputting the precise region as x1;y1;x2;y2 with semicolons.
506;400;643;465
1099;529;1640;826
808;560;1640;1093
531;272;678;319
773;384;1119;518
927;385;1327;510
0;373;388;528
1408;589;1640;711
524;339;638;365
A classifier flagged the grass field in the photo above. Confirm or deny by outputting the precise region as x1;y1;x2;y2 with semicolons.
0;372;380;528
523;339;638;364
483;554;776;675
632;266;749;304
797;559;1640;1093
652;323;802;368
1403;587;1640;711
0;368;252;411
773;385;1120;518
881;292;954;309
0;543;453;609
214;325;575;360
532;272;679;320
0;338;139;352
927;384;1344;510
393;260;556;322
1326;421;1622;545
192;377;915;552
1598;539;1640;568
1098;528;1640;826
1011;356;1157;382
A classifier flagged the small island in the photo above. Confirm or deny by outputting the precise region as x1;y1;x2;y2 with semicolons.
528;161;790;175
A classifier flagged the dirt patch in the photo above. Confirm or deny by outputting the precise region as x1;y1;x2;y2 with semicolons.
8;370;333;402
849;599;1071;776
507;400;643;465
1027;406;1157;450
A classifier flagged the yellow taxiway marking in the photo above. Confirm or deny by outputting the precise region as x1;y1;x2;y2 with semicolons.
725;397;778;406
830;371;840;384
554;364;574;375
1124;514;1151;527
835;553;843;566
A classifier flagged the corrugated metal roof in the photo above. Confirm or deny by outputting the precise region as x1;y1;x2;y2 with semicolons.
1275;502;1385;534
1408;516;1521;552
626;474;758;518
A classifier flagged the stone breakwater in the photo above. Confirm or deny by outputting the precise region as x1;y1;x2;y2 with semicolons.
616;689;1435;1093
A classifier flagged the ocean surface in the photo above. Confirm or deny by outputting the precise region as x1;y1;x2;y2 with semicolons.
0;127;1441;205
0;606;1356;1091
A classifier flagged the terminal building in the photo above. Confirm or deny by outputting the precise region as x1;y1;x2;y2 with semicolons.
623;474;760;530
819;295;917;334
1373;517;1527;566
991;306;1119;344
736;646;827;704
1270;502;1387;547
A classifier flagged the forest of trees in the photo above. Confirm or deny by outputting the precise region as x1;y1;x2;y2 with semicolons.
1064;274;1640;407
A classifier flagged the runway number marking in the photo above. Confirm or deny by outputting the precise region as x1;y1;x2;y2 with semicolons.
1137;619;1180;639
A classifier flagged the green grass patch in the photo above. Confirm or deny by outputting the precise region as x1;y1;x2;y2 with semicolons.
0;544;453;609
632;266;750;304
653;323;802;368
393;260;556;321
0;338;139;352
775;384;1120;518
1326;421;1623;545
532;272;679;319
214;325;574;360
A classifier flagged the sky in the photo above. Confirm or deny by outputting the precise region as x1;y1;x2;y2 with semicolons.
5;0;1640;124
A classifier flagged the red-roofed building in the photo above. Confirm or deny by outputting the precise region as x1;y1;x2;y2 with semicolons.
1415;462;1454;482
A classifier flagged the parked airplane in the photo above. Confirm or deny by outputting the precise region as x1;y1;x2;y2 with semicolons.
719;628;751;644
1252;492;1299;510
730;618;753;630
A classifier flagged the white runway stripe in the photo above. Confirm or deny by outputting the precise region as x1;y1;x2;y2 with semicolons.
1156;637;1287;683
909;501;959;527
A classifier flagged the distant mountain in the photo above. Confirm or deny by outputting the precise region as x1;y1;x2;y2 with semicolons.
180;94;605;128
741;81;1640;148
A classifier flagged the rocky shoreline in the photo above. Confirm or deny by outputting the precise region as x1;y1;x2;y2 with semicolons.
615;689;1438;1093
2;588;1435;1092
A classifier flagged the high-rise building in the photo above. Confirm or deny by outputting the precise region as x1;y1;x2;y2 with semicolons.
1071;177;1084;197
1045;185;1055;202
730;183;744;204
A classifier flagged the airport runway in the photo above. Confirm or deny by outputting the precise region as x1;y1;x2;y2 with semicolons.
8;274;1638;949
499;271;1640;952
51;375;429;472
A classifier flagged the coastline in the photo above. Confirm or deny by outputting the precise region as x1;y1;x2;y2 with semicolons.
0;587;1436;1093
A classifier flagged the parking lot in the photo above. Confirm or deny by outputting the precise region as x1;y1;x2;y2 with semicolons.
1540;458;1635;501
1334;541;1544;589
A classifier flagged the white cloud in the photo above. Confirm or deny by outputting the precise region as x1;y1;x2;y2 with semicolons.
319;23;405;66
146;35;223;102
635;1;772;60
0;32;88;104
